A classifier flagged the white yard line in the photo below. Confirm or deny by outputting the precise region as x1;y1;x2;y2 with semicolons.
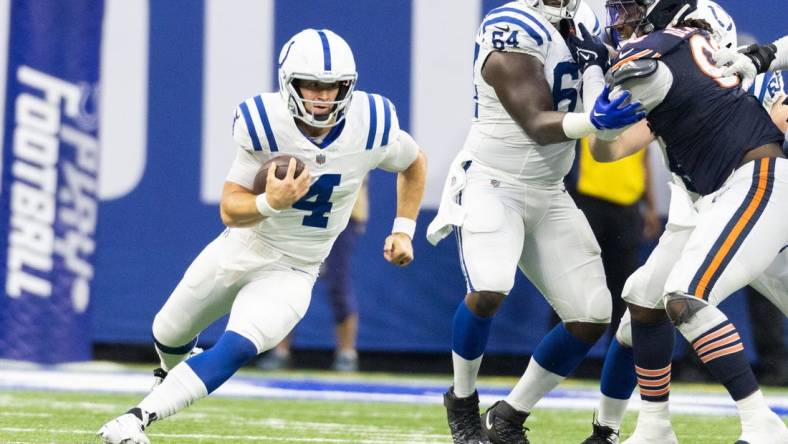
1;367;787;418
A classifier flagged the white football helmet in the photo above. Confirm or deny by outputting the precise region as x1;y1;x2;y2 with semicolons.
523;0;581;24
278;29;357;128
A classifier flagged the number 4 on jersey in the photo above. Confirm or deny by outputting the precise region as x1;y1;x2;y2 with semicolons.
292;174;341;228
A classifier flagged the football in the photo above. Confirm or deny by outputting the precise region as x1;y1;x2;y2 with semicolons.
252;155;306;194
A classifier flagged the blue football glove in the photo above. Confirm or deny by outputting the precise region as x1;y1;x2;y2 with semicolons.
566;23;610;73
590;85;646;130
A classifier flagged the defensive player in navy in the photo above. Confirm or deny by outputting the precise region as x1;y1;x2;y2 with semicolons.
579;1;740;442
426;1;645;442
583;1;788;442
97;29;427;444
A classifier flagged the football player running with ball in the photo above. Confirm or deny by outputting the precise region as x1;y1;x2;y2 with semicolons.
426;0;645;442
98;29;427;444
583;1;788;442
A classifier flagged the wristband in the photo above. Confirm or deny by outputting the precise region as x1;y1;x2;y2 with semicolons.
562;112;596;139
391;217;416;240
255;193;281;217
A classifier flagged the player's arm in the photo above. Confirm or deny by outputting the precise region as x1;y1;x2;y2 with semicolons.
589;59;671;161
378;130;427;267
483;28;643;145
588;120;655;162
220;151;310;227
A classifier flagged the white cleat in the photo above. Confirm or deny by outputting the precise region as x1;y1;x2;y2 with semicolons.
737;410;788;444
97;411;151;444
622;417;678;444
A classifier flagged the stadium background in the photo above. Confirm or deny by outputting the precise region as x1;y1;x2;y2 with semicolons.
0;0;785;364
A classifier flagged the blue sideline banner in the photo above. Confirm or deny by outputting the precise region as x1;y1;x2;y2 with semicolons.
0;0;103;362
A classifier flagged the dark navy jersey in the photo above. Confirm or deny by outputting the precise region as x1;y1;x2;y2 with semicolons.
612;28;784;195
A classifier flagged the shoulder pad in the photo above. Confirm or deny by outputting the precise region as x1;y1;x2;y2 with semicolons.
607;59;659;87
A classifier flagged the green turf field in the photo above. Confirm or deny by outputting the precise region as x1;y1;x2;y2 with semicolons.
1;381;786;444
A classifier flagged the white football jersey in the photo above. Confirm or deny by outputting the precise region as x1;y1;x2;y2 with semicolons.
228;90;414;264
750;70;787;111
465;1;599;185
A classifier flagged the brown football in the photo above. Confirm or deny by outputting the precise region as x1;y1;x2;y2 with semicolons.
252;155;305;194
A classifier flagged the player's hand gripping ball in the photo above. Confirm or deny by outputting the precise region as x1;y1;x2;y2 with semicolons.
252;155;306;194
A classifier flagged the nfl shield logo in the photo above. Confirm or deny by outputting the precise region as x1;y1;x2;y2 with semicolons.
316;153;326;165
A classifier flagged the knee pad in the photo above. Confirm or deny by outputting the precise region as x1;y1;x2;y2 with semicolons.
614;310;633;347
152;310;195;349
664;291;708;327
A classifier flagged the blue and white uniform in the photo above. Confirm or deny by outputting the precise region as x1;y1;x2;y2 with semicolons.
152;90;418;355
750;70;788;113
428;0;611;323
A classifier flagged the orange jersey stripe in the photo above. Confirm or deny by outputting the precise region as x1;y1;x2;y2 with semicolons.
696;333;741;356
700;343;745;364
693;324;736;349
694;159;771;297
635;364;672;377
611;49;658;72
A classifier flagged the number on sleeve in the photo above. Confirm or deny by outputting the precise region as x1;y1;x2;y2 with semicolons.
292;174;341;228
492;30;520;50
552;62;579;112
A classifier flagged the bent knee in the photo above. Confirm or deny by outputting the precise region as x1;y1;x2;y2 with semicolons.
465;291;507;317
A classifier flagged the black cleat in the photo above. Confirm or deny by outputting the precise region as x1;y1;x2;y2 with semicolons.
481;400;529;444
580;421;619;444
444;387;489;444
151;368;168;390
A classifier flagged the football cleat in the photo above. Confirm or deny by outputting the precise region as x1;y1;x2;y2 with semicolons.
444;387;489;444
481;400;529;444
97;408;154;444
151;367;168;390
737;409;788;444
331;353;359;372
581;420;620;444
151;346;203;389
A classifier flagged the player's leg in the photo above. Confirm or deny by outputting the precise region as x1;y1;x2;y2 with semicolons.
483;190;611;443
445;169;525;444
150;234;241;375
98;267;314;443
325;222;361;372
586;226;691;443
663;158;788;442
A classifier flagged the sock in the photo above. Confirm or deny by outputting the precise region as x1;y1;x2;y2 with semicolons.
451;301;493;398
506;323;595;412
506;358;563;413
736;390;772;418
187;331;259;393
631;318;674;403
686;319;758;401
597;338;636;429
635;399;671;424
452;352;483;398
138;362;208;422
154;335;198;371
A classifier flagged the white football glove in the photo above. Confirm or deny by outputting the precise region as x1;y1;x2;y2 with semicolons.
714;47;757;90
